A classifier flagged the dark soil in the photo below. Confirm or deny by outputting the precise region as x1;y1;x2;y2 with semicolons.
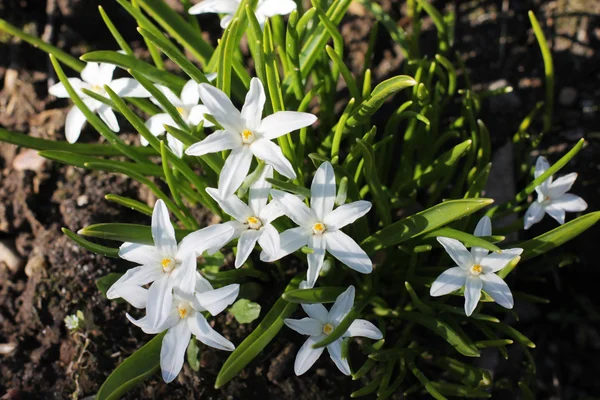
0;0;599;399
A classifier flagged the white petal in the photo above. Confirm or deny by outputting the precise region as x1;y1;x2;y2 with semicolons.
241;77;266;130
257;111;317;140
97;63;117;84
48;78;83;98
160;321;191;383
301;303;329;324
98;106;120;132
185;130;242;156
197;83;244;132
471;216;492;264
249;165;273;215
323;230;372;274
547;173;578;199
327;338;350;375
323;201;371;232
180;79;200;105
194;283;239;316
329;285;354;323
429;267;468;297
107;265;162;300
235;229;261;268
436;237;474;270
260;226;310;262
284;318;323;336
188;104;215;127
480;273;514;309
81;62;101;84
306;234;326;288
524;201;545;230
146;274;175;329
171;254;197;297
166;134;184;158
206;187;253;222
270;189;316;227
257;0;297;17
250;139;296;179
219;15;234;29
218;146;254;197
345;319;383;340
480;248;523;273
152;199;178;257
65;106;87;143
188;312;235;351
145;113;173;137
534;156;550;178
118;242;161;265
127;311;179;334
118;286;149;309
257;224;280;258
153;84;183;108
310;161;336;221
545;204;566;225
109;78;151;97
294;336;325;376
205;221;245;255
188;0;239;14
195;271;214;293
464;276;482;317
258;202;285;225
552;193;588;212
177;223;236;258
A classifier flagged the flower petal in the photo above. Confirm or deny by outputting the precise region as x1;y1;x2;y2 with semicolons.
185;129;242;157
480;248;523;273
250;139;296;179
180;79;200;105
329;285;355;323
146;274;175;329
188;0;239;14
166;134;184;158
48;78;83;98
241;77;266;130
310;161;336;221
545;203;566;225
126;310;179;334
480;273;514;309
470;216;492;263
235;229;261;268
436;237;474;270
249;165;273;215
429;267;468;297
65;106;87;143
257;111;317;140
177;223;237;258
260;226;310;262
327;338;350;375
323;201;371;232
107;265;162;300
98;106;120;132
218;146;254;196
284;317;323;336
171;254;197;297
547;173;578;199
206;187;253;222
145;113;173;137
160;321;191;383
194;283;240;316
81;62;101;84
345;319;383;340
294;336;325;376
257;224;280;258
270;189;316;227
97;63;117;84
464;276;482;317
552;193;588;212
118;242;161;265
152;199;178;257
195;271;214;293
153;84;183;108
524;201;545;230
197;83;244;132
188;104;215;127
257;0;297;17
323;230;372;274
258;202;284;225
118;285;149;309
109;78;151;97
306;234;326;288
301;303;329;324
534;156;550;178
188;312;235;351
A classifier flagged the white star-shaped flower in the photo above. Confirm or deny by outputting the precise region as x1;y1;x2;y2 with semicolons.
189;0;297;28
284;285;382;376
262;161;373;288
127;259;239;383
206;165;284;268
49;62;150;143
430;216;523;316
185;77;317;196
107;199;235;330
145;78;216;158
524;156;587;229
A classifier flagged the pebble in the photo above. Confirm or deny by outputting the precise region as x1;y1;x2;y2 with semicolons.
0;240;24;273
24;254;45;278
12;149;46;172
559;87;577;106
0;342;17;355
77;195;89;207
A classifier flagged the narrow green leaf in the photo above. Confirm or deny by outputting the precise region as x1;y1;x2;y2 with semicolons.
98;6;133;55
408;358;447;400
430;382;491;398
62;228;119;258
528;10;554;134
187;337;201;372
79;223;192;244
266;178;311;198
282;287;346;304
422;227;501;253
38;151;164;177
105;194;153;216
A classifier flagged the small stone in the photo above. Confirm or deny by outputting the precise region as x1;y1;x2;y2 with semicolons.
12;149;46;171
24;254;45;278
0;240;24;273
559;87;577;106
77;195;89;207
0;342;17;355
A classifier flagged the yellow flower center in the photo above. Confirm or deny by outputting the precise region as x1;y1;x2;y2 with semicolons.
176;106;185;115
241;129;254;144
322;323;334;335
90;84;104;94
178;304;189;319
247;216;262;230
161;258;175;273
470;264;483;275
312;222;326;235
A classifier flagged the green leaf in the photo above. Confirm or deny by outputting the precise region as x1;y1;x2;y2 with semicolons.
528;10;554;135
62;228;119;258
430;382;491;398
421;227;501;253
187;338;201;372
202;267;270;284
494;323;535;349
408;140;472;190
79;223;192;244
96;332;165;400
38;151;164;177
520;212;600;261
105;194;153;216
361;199;494;255
266;178;311;198
282;287;346;304
215;275;302;388
96;273;124;298
99;6;133;55
229;299;262;324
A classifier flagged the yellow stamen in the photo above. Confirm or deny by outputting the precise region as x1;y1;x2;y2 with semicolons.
176;106;185;115
322;323;334;335
161;258;175;272
470;264;483;275
247;216;262;230
178;306;188;319
242;129;253;140
312;222;326;235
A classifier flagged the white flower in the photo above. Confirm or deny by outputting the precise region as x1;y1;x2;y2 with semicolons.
64;314;81;331
206;165;284;268
430;216;523;316
284;285;382;376
189;0;297;28
107;199;235;330
262;162;372;288
524;156;587;229
127;260;239;383
145;79;216;158
49;62;150;143
185;78;317;196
